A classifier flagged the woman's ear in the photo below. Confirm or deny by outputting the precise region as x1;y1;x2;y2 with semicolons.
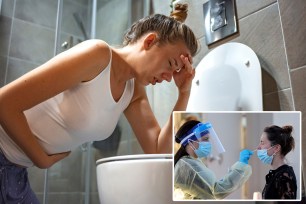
274;144;281;155
143;33;158;50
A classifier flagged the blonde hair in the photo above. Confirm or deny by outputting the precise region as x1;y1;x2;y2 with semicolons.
123;5;198;57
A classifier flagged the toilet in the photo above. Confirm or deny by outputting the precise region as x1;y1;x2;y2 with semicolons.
187;42;263;111
96;154;174;204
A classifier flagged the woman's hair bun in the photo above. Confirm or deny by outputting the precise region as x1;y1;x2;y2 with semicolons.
282;125;293;134
170;3;188;23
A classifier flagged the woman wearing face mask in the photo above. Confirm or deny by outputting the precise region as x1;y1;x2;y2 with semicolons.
174;120;253;200
256;125;297;199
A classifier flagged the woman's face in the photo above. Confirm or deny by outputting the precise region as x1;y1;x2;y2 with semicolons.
257;132;275;156
136;35;192;86
185;135;209;157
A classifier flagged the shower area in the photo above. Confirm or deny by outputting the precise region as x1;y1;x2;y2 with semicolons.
0;0;154;203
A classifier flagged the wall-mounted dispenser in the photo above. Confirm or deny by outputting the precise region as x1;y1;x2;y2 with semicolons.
203;0;238;45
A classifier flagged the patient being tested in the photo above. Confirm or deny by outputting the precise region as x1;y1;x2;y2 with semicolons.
174;120;253;200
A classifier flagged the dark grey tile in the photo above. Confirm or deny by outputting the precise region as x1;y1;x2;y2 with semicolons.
291;67;306;112
96;0;129;45
263;92;281;111
6;57;38;83
0;15;12;56
47;193;84;204
262;67;278;94
233;4;290;92
15;0;57;29
2;0;15;18
61;1;90;38
263;89;294;111
291;67;306;194
70;0;90;6
0;56;7;86
236;0;276;19
48;149;85;192
9;19;55;64
279;0;306;69
28;166;45;192
90;193;100;204
278;89;294;111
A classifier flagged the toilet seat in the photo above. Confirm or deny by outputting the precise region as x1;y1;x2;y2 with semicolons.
187;42;262;111
96;154;173;204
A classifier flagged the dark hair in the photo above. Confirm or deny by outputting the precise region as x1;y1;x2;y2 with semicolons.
123;14;198;57
264;125;295;156
174;120;201;166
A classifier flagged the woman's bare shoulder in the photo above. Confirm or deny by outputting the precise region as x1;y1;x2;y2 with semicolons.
74;39;111;61
63;39;112;81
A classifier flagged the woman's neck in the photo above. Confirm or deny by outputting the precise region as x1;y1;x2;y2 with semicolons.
111;47;136;83
271;155;285;170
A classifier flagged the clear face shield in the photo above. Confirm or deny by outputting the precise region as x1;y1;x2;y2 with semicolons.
179;122;226;157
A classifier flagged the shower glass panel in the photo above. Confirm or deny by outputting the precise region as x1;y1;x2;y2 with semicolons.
44;1;94;204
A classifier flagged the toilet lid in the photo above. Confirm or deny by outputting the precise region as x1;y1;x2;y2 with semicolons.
96;154;172;165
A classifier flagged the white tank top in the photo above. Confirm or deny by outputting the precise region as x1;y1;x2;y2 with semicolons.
0;48;134;167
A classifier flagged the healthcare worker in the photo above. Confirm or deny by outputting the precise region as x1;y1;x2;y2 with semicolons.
174;120;253;200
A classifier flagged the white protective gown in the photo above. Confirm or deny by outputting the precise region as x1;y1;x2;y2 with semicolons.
174;156;252;200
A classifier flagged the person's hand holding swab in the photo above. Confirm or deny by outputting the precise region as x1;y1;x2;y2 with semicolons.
239;149;254;164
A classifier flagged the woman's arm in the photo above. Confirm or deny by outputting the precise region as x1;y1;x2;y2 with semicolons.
0;40;110;168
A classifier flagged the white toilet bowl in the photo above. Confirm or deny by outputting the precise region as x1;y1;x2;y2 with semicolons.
187;42;262;111
96;154;173;204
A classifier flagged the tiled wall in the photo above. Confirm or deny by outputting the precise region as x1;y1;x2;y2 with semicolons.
156;0;305;202
1;0;305;203
175;0;293;111
279;0;306;201
0;0;93;203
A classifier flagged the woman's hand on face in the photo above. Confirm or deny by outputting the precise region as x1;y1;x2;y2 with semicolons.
173;54;195;94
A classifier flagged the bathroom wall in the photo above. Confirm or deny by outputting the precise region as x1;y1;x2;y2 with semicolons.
279;1;306;201
167;0;306;201
1;0;305;203
0;0;94;203
0;0;153;203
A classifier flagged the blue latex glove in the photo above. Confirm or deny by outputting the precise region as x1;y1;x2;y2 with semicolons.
239;149;253;164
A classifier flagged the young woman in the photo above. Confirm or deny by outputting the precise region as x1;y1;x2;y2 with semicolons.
0;8;198;203
256;125;297;199
174;120;253;200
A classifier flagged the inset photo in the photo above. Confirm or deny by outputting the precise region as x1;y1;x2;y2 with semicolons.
173;111;302;201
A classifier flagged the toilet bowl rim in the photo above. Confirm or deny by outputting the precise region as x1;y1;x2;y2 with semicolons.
96;154;172;165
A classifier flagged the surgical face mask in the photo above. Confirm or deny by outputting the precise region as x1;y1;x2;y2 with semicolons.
190;141;212;158
257;146;274;165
